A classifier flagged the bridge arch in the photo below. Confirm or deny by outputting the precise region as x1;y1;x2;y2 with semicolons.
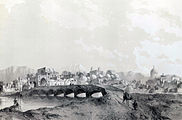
38;89;47;98
75;88;86;98
177;82;182;88
29;90;39;96
88;88;107;98
55;89;64;97
64;89;74;97
46;89;55;99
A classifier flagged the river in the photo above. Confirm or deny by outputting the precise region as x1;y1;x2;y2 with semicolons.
0;96;70;112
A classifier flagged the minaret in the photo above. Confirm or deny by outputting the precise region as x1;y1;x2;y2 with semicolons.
150;65;158;79
90;67;93;71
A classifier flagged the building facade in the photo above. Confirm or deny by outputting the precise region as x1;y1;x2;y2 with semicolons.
36;67;61;86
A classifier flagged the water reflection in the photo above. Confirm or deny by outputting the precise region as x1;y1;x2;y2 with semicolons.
0;97;14;110
0;96;75;112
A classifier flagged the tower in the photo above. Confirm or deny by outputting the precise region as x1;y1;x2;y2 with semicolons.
150;66;158;79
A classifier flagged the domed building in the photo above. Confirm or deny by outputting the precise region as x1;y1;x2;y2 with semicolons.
150;66;158;79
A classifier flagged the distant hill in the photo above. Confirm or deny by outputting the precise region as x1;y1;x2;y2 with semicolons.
0;66;35;83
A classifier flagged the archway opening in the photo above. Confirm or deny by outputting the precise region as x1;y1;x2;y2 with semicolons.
33;81;37;87
76;89;86;98
40;78;47;86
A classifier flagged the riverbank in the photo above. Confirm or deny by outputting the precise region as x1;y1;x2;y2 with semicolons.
0;86;181;120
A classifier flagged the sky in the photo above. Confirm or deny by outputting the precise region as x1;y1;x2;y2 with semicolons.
0;0;182;76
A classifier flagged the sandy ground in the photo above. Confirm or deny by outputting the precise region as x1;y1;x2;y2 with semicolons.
0;85;182;120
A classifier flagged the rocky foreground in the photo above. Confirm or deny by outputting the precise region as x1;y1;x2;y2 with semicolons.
0;86;182;120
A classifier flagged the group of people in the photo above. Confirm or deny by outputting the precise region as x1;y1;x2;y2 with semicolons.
123;91;138;110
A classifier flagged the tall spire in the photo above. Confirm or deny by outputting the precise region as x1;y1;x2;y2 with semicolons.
150;65;158;79
90;67;93;71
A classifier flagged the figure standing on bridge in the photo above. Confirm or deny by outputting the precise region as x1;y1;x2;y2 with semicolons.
123;91;132;103
14;97;19;107
132;100;138;110
123;91;127;103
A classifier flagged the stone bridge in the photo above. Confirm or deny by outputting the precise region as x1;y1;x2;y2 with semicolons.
24;85;107;98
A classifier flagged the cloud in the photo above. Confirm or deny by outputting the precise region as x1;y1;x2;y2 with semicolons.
134;40;182;75
128;12;182;38
40;0;108;30
75;39;128;63
128;0;182;42
131;0;182;19
75;39;115;59
157;54;169;60
0;0;25;13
